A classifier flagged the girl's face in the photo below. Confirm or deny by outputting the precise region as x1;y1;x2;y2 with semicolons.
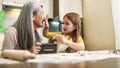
63;16;76;35
33;7;45;29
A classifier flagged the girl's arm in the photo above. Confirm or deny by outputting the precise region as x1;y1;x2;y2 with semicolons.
64;40;85;51
53;35;85;51
43;16;61;38
43;15;49;37
43;23;49;37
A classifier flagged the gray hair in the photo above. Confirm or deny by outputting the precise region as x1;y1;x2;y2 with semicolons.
13;1;43;50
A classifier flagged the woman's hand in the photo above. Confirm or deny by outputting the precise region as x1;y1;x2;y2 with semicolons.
29;42;41;54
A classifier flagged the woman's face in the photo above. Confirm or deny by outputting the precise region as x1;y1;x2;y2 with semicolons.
33;7;45;29
63;16;76;35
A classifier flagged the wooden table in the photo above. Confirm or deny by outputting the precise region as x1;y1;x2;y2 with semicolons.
0;58;120;68
0;51;120;68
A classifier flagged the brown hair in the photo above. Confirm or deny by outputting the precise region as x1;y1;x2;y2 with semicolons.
63;12;81;42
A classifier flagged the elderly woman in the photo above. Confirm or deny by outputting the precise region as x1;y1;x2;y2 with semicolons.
3;1;45;54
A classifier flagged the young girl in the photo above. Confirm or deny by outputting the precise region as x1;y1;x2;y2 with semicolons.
43;12;85;53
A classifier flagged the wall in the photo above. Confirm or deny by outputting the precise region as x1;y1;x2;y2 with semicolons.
42;0;53;18
59;0;82;20
4;8;21;27
111;0;120;49
83;0;115;50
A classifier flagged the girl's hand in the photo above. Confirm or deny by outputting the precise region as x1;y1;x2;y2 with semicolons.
44;15;49;28
53;35;68;44
29;42;41;54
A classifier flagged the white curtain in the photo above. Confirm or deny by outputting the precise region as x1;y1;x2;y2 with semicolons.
111;0;120;49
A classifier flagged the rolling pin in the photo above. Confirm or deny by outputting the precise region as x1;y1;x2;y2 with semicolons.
1;50;36;61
